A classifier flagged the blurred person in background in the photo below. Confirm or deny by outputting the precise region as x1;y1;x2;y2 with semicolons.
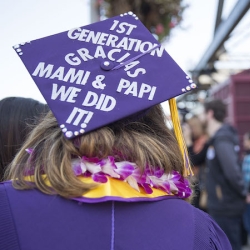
0;97;49;181
204;99;246;250
183;115;209;211
242;132;250;236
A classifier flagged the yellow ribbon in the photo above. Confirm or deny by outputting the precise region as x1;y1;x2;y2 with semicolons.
25;175;171;200
169;98;193;177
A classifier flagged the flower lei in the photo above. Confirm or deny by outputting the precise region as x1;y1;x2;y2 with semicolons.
25;149;191;199
72;156;192;199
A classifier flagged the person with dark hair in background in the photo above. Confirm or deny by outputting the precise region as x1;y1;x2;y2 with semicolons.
0;97;49;181
204;99;246;250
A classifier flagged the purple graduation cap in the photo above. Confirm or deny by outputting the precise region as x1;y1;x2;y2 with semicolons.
13;12;196;139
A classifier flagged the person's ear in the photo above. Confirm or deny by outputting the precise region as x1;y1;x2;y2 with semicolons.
207;110;214;119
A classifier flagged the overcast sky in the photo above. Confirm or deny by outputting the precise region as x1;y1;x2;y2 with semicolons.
0;0;91;103
0;0;244;107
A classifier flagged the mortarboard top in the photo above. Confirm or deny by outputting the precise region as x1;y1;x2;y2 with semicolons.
13;11;196;140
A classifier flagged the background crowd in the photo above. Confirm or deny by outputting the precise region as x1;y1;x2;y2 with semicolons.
181;99;250;249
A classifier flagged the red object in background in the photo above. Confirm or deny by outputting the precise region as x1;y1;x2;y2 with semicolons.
210;69;250;159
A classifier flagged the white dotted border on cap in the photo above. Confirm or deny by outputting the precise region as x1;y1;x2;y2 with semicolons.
13;41;31;56
120;11;139;20
60;124;85;138
182;75;197;92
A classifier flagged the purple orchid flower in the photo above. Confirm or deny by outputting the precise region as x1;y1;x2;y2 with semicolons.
82;159;102;174
25;148;34;154
114;161;135;179
141;183;153;194
71;156;192;199
131;167;147;184
82;156;100;163
99;156;120;178
71;158;87;176
92;173;108;183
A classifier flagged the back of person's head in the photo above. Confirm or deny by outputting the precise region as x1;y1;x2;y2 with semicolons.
0;97;49;180
5;104;184;198
187;115;206;140
204;99;227;122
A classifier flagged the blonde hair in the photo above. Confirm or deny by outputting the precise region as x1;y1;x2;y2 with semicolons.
5;105;183;198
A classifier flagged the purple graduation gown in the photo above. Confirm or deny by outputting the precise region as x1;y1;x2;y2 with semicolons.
0;181;232;250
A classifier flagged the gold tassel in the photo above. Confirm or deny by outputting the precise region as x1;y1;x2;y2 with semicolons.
169;98;193;177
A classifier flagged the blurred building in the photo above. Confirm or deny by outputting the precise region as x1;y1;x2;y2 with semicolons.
177;0;250;146
210;69;250;156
